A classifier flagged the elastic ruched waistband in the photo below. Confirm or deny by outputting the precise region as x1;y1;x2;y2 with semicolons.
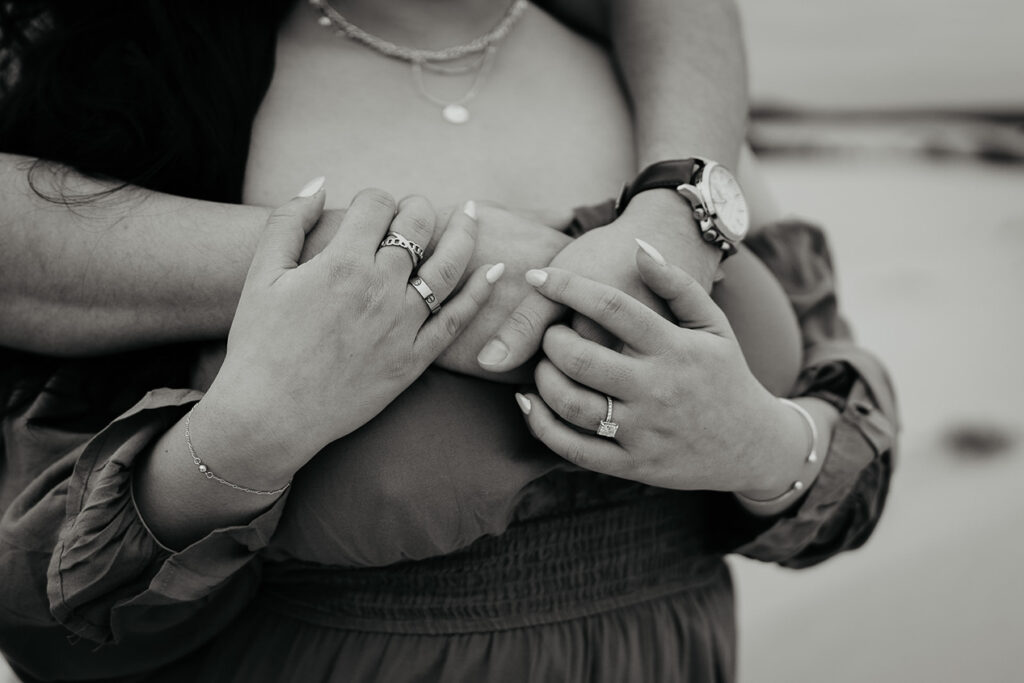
259;493;725;635
262;497;729;634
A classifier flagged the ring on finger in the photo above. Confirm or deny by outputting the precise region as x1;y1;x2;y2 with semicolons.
596;395;619;438
409;276;441;315
379;232;425;269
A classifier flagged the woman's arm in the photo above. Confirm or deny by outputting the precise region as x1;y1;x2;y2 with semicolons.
514;220;897;561
0;186;498;678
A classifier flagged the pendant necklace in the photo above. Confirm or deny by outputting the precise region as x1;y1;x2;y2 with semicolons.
310;0;529;125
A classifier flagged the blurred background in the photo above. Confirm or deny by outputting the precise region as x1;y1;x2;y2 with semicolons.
731;0;1024;681
2;1;1021;681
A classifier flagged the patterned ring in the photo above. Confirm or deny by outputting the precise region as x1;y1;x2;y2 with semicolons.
378;232;425;268
408;276;441;315
596;395;619;438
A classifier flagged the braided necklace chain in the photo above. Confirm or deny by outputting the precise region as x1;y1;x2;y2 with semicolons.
309;0;529;124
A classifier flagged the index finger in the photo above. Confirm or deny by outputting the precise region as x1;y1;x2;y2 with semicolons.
524;268;672;354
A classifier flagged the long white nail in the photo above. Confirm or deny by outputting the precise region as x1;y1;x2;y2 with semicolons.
485;263;506;284
635;238;667;266
463;200;477;219
515;393;532;415
297;176;325;198
525;269;548;287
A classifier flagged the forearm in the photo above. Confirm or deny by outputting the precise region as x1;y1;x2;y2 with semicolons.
613;0;747;169
611;0;749;288
0;153;268;354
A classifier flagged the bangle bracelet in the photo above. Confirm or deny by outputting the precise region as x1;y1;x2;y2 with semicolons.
184;407;291;496
736;398;818;505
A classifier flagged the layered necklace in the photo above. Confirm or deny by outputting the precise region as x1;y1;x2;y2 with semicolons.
310;0;529;125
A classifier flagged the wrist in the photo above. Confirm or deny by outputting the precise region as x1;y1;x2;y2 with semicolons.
615;190;722;289
191;387;311;490
736;396;814;499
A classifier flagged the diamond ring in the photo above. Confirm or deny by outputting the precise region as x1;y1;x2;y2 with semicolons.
596;395;619;438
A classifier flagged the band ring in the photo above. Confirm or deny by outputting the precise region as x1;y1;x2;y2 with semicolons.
379;232;425;269
596;395;619;438
409;276;441;315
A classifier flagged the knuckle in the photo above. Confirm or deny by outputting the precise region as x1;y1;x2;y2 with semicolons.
507;309;539;339
325;253;363;281
569;352;593;377
442;309;464;338
563;443;587;468
435;258;463;288
358;188;396;213
360;270;389;309
597;291;625;317
382;348;416;380
395;207;434;236
559;396;583;423
649;382;678;408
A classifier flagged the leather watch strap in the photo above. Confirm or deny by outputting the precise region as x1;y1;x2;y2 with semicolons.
615;159;700;214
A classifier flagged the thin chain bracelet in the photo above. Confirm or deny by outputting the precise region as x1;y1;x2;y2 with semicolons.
735;398;819;506
184;407;290;496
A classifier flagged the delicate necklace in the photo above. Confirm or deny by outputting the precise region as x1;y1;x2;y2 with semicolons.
310;0;529;124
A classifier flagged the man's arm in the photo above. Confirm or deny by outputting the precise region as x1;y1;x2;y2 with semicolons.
2;0;747;356
612;0;748;286
478;0;752;372
0;155;267;354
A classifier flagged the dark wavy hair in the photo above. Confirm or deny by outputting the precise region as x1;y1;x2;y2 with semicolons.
0;0;292;422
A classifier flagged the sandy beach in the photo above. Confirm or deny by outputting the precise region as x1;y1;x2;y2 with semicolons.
734;155;1024;682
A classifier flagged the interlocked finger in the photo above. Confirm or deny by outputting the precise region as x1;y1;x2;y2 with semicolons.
405;202;478;320
516;392;628;477
322;188;398;263
534;359;632;437
541;325;643;399
375;195;436;277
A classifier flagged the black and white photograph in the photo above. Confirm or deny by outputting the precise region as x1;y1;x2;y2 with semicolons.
0;0;1020;681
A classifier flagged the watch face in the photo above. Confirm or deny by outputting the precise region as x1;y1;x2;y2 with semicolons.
706;164;749;241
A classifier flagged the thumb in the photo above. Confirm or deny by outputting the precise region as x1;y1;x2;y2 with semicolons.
477;291;566;372
634;239;734;338
249;176;326;281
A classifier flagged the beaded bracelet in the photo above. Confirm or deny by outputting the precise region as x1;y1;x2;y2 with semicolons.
735;398;818;507
184;407;291;496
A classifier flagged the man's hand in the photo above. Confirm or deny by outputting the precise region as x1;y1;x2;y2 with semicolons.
477;190;724;372
431;205;572;382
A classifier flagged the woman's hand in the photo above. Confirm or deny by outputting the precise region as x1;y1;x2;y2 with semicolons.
198;181;500;483
514;241;810;496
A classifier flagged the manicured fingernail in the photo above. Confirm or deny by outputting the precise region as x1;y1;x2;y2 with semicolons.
297;176;325;198
485;262;505;284
478;339;509;366
635;238;666;266
515;393;532;415
525;269;548;287
463;200;477;219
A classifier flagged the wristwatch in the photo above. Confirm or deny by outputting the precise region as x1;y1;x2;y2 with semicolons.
615;158;750;256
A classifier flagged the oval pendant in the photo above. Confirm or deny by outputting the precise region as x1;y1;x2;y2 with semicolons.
442;104;470;124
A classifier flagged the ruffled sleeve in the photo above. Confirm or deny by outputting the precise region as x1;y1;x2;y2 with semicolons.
730;220;899;566
0;382;288;679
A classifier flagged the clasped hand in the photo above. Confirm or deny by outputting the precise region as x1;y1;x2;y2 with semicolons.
513;245;796;495
202;184;500;473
